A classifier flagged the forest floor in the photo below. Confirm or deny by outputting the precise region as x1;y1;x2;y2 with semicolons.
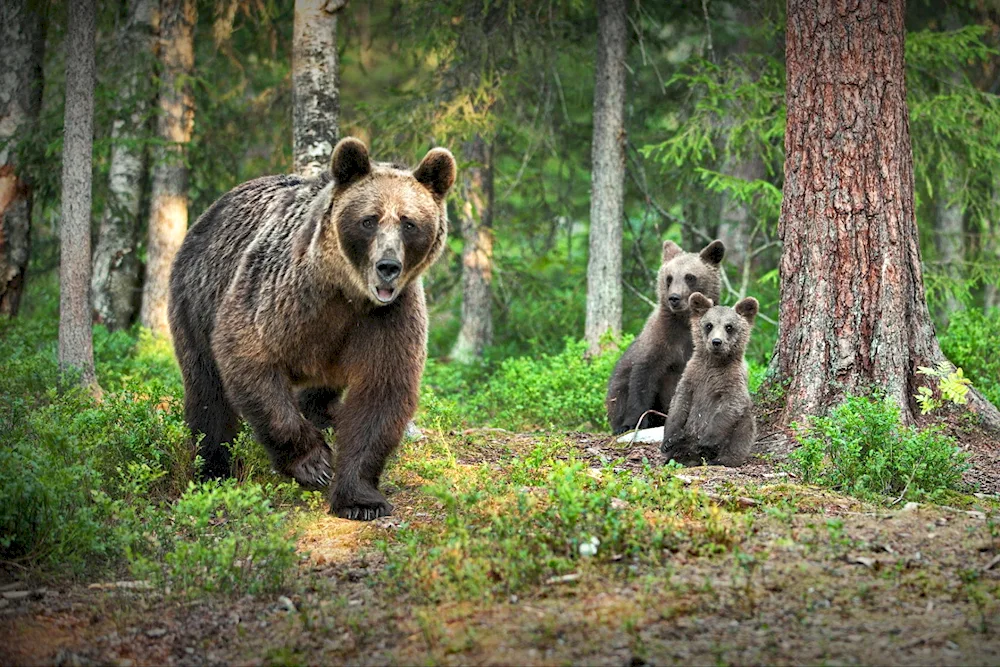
2;428;1000;666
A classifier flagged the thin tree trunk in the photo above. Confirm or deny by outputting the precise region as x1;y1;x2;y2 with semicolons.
92;0;159;330
140;0;196;336
933;178;963;321
775;0;1000;430
293;0;345;178
59;0;99;391
450;135;494;363
584;0;627;354
717;154;766;297
0;0;45;318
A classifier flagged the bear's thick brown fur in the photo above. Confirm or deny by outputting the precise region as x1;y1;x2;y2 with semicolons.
168;137;456;520
606;239;725;434
660;292;758;467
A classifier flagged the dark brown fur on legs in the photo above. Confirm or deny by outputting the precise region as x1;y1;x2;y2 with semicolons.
168;138;456;520
606;240;725;434
661;293;758;467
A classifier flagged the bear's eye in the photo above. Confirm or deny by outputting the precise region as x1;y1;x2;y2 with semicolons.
401;216;416;232
361;216;378;230
725;324;734;334
684;274;696;286
665;275;673;285
705;323;713;333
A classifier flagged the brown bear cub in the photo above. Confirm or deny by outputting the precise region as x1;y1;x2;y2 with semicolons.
168;137;456;520
605;239;725;434
660;292;758;467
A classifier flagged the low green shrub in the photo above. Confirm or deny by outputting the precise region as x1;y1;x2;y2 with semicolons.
789;395;969;503
381;443;739;602
940;307;1000;408
129;480;300;598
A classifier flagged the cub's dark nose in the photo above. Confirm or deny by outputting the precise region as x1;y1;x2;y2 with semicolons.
376;259;402;282
668;294;682;307
711;338;723;348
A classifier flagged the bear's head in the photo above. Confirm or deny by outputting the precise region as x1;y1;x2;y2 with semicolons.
322;137;456;306
657;240;725;316
687;292;758;363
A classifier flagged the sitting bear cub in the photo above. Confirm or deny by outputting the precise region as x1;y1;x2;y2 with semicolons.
168;137;456;520
606;239;725;434
660;292;758;467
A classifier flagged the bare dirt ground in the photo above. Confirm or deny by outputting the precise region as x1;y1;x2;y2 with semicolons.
2;429;998;666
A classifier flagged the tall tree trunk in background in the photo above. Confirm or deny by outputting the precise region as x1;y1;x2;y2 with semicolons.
59;0;99;391
775;0;1000;429
293;0;345;178
717;154;766;297
450;135;494;363
933;180;963;321
140;0;195;336
92;0;159;329
0;0;45;318
584;0;627;354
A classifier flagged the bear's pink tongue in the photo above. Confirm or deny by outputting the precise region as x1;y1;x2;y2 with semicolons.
378;287;393;300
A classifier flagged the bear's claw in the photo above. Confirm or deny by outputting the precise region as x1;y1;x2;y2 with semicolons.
335;502;393;522
287;446;333;490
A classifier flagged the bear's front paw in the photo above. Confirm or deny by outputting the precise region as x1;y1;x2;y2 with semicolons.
330;484;393;521
286;445;333;490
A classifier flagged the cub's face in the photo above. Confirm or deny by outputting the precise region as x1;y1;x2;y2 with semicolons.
328;138;456;306
688;293;758;361
657;240;725;315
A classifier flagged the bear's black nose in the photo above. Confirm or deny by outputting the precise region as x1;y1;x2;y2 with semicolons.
668;294;681;306
376;259;402;282
711;338;722;348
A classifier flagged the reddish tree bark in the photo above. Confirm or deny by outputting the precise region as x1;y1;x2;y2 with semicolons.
775;0;1000;429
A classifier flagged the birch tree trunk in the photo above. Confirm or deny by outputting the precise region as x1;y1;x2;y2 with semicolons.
293;0;345;178
450;135;494;363
140;0;195;336
0;0;45;318
59;0;99;391
584;0;627;354
775;0;1000;429
92;0;159;329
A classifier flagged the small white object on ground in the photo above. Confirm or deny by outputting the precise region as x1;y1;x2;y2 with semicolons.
404;421;423;441
616;426;664;444
579;536;600;557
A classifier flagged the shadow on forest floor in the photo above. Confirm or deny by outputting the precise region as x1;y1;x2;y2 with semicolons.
2;429;999;666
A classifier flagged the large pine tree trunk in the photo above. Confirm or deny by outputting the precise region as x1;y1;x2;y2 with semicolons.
92;0;159;330
59;0;99;391
0;0;45;318
140;0;196;336
584;0;627;354
292;0;345;178
450;135;494;363
776;0;1000;430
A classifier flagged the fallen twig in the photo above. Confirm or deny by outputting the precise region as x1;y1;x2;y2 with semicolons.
627;410;669;445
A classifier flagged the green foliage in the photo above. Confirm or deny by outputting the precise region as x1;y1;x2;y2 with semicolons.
790;395;969;503
940;307;1000;408
129;480;299;598
381;443;738;602
914;362;973;414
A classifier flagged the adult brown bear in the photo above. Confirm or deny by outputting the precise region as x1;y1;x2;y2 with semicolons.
168;137;456;520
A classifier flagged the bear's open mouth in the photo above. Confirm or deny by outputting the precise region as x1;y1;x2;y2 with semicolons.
374;286;396;303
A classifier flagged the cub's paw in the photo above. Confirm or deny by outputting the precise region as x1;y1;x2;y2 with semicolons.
286;445;333;490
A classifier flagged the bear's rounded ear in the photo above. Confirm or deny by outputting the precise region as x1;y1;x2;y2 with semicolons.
662;240;683;263
735;297;759;324
689;292;713;317
331;137;372;186
699;240;726;266
414;147;457;199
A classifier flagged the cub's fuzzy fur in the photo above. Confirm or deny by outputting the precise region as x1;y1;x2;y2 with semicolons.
660;292;758;467
606;240;725;434
168;138;456;520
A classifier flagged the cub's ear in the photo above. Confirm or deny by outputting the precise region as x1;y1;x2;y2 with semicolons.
414;147;457;199
662;240;683;263
331;137;372;186
688;292;713;317
699;239;726;266
735;297;759;324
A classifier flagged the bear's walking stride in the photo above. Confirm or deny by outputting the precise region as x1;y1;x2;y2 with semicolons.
168;138;456;520
660;292;758;467
606;240;725;434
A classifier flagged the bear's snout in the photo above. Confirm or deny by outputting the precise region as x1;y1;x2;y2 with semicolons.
376;258;402;283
